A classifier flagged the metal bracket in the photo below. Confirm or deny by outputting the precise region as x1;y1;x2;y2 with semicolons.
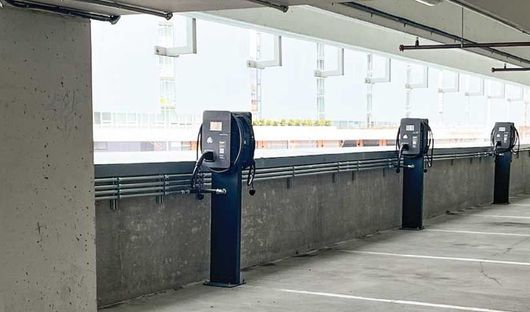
438;70;460;93
464;76;484;96
486;80;506;99
247;35;282;69
463;75;484;123
365;54;391;84
155;18;197;57
110;199;119;211
405;65;429;117
437;70;460;123
314;47;344;78
405;65;429;89
506;86;524;102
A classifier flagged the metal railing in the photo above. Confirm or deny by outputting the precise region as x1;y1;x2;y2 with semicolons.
94;147;511;201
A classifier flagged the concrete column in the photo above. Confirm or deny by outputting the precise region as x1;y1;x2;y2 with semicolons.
0;7;95;312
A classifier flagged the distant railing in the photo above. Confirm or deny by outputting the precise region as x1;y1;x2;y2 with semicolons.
94;146;526;202
93;111;201;129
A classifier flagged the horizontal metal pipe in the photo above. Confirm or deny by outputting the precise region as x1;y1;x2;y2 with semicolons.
95;196;117;201
245;0;288;13
341;2;530;66
165;180;201;186
95;190;118;195
118;175;165;182
292;170;338;178
118;181;164;189
96;177;118;183
165;173;194;179
95;184;118;191
95;149;507;201
400;41;530;51
119;186;164;194
4;0;120;23
165;185;208;191
255;171;293;177
255;166;293;173
492;67;530;73
118;192;162;199
253;175;293;182
75;0;172;20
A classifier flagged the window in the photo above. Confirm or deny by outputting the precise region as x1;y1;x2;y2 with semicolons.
92;15;529;164
160;78;176;108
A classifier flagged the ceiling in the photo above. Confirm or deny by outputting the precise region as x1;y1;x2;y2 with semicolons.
2;0;345;15
452;0;530;34
315;0;530;68
3;0;530;71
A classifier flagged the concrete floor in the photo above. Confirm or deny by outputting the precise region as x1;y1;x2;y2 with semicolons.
101;195;530;312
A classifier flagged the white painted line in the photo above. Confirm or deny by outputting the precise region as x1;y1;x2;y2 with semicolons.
339;250;530;267
466;214;530;220
426;229;530;237
511;203;530;207
275;288;514;312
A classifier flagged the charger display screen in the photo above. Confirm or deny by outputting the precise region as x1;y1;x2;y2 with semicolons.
210;121;223;132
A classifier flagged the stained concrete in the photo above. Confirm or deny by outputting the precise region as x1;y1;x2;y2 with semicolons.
96;153;530;306
101;195;530;312
0;7;95;312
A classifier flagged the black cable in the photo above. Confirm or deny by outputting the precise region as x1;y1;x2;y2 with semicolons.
513;127;521;155
395;127;401;172
196;124;202;161
490;127;497;155
396;144;406;174
247;161;256;196
190;152;211;188
425;123;434;171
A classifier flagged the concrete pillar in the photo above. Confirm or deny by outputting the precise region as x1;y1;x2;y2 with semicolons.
0;7;95;312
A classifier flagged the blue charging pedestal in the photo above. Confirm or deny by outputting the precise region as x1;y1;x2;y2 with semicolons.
493;152;512;204
205;169;244;287
402;156;425;230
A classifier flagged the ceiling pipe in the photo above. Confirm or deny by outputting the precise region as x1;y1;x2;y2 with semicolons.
74;0;172;20
341;2;530;66
492;67;530;73
3;0;120;23
400;41;530;51
245;0;288;13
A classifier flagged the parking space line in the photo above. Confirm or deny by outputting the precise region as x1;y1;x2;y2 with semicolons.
271;288;514;312
426;229;530;237
339;250;530;267
463;214;530;220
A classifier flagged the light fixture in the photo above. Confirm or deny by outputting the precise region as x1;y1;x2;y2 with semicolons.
414;0;444;6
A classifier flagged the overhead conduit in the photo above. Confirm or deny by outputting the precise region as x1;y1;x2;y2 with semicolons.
341;2;530;67
2;0;173;23
2;0;289;23
2;0;120;23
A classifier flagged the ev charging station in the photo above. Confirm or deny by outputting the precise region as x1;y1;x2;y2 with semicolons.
491;122;519;204
395;118;434;230
191;111;256;287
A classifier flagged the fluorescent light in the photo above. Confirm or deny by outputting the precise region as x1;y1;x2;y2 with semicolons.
415;0;443;6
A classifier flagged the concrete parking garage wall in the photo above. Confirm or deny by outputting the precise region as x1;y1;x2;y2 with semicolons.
95;150;530;307
0;8;95;312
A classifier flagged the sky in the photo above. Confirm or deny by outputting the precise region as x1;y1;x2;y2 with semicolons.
91;14;529;128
